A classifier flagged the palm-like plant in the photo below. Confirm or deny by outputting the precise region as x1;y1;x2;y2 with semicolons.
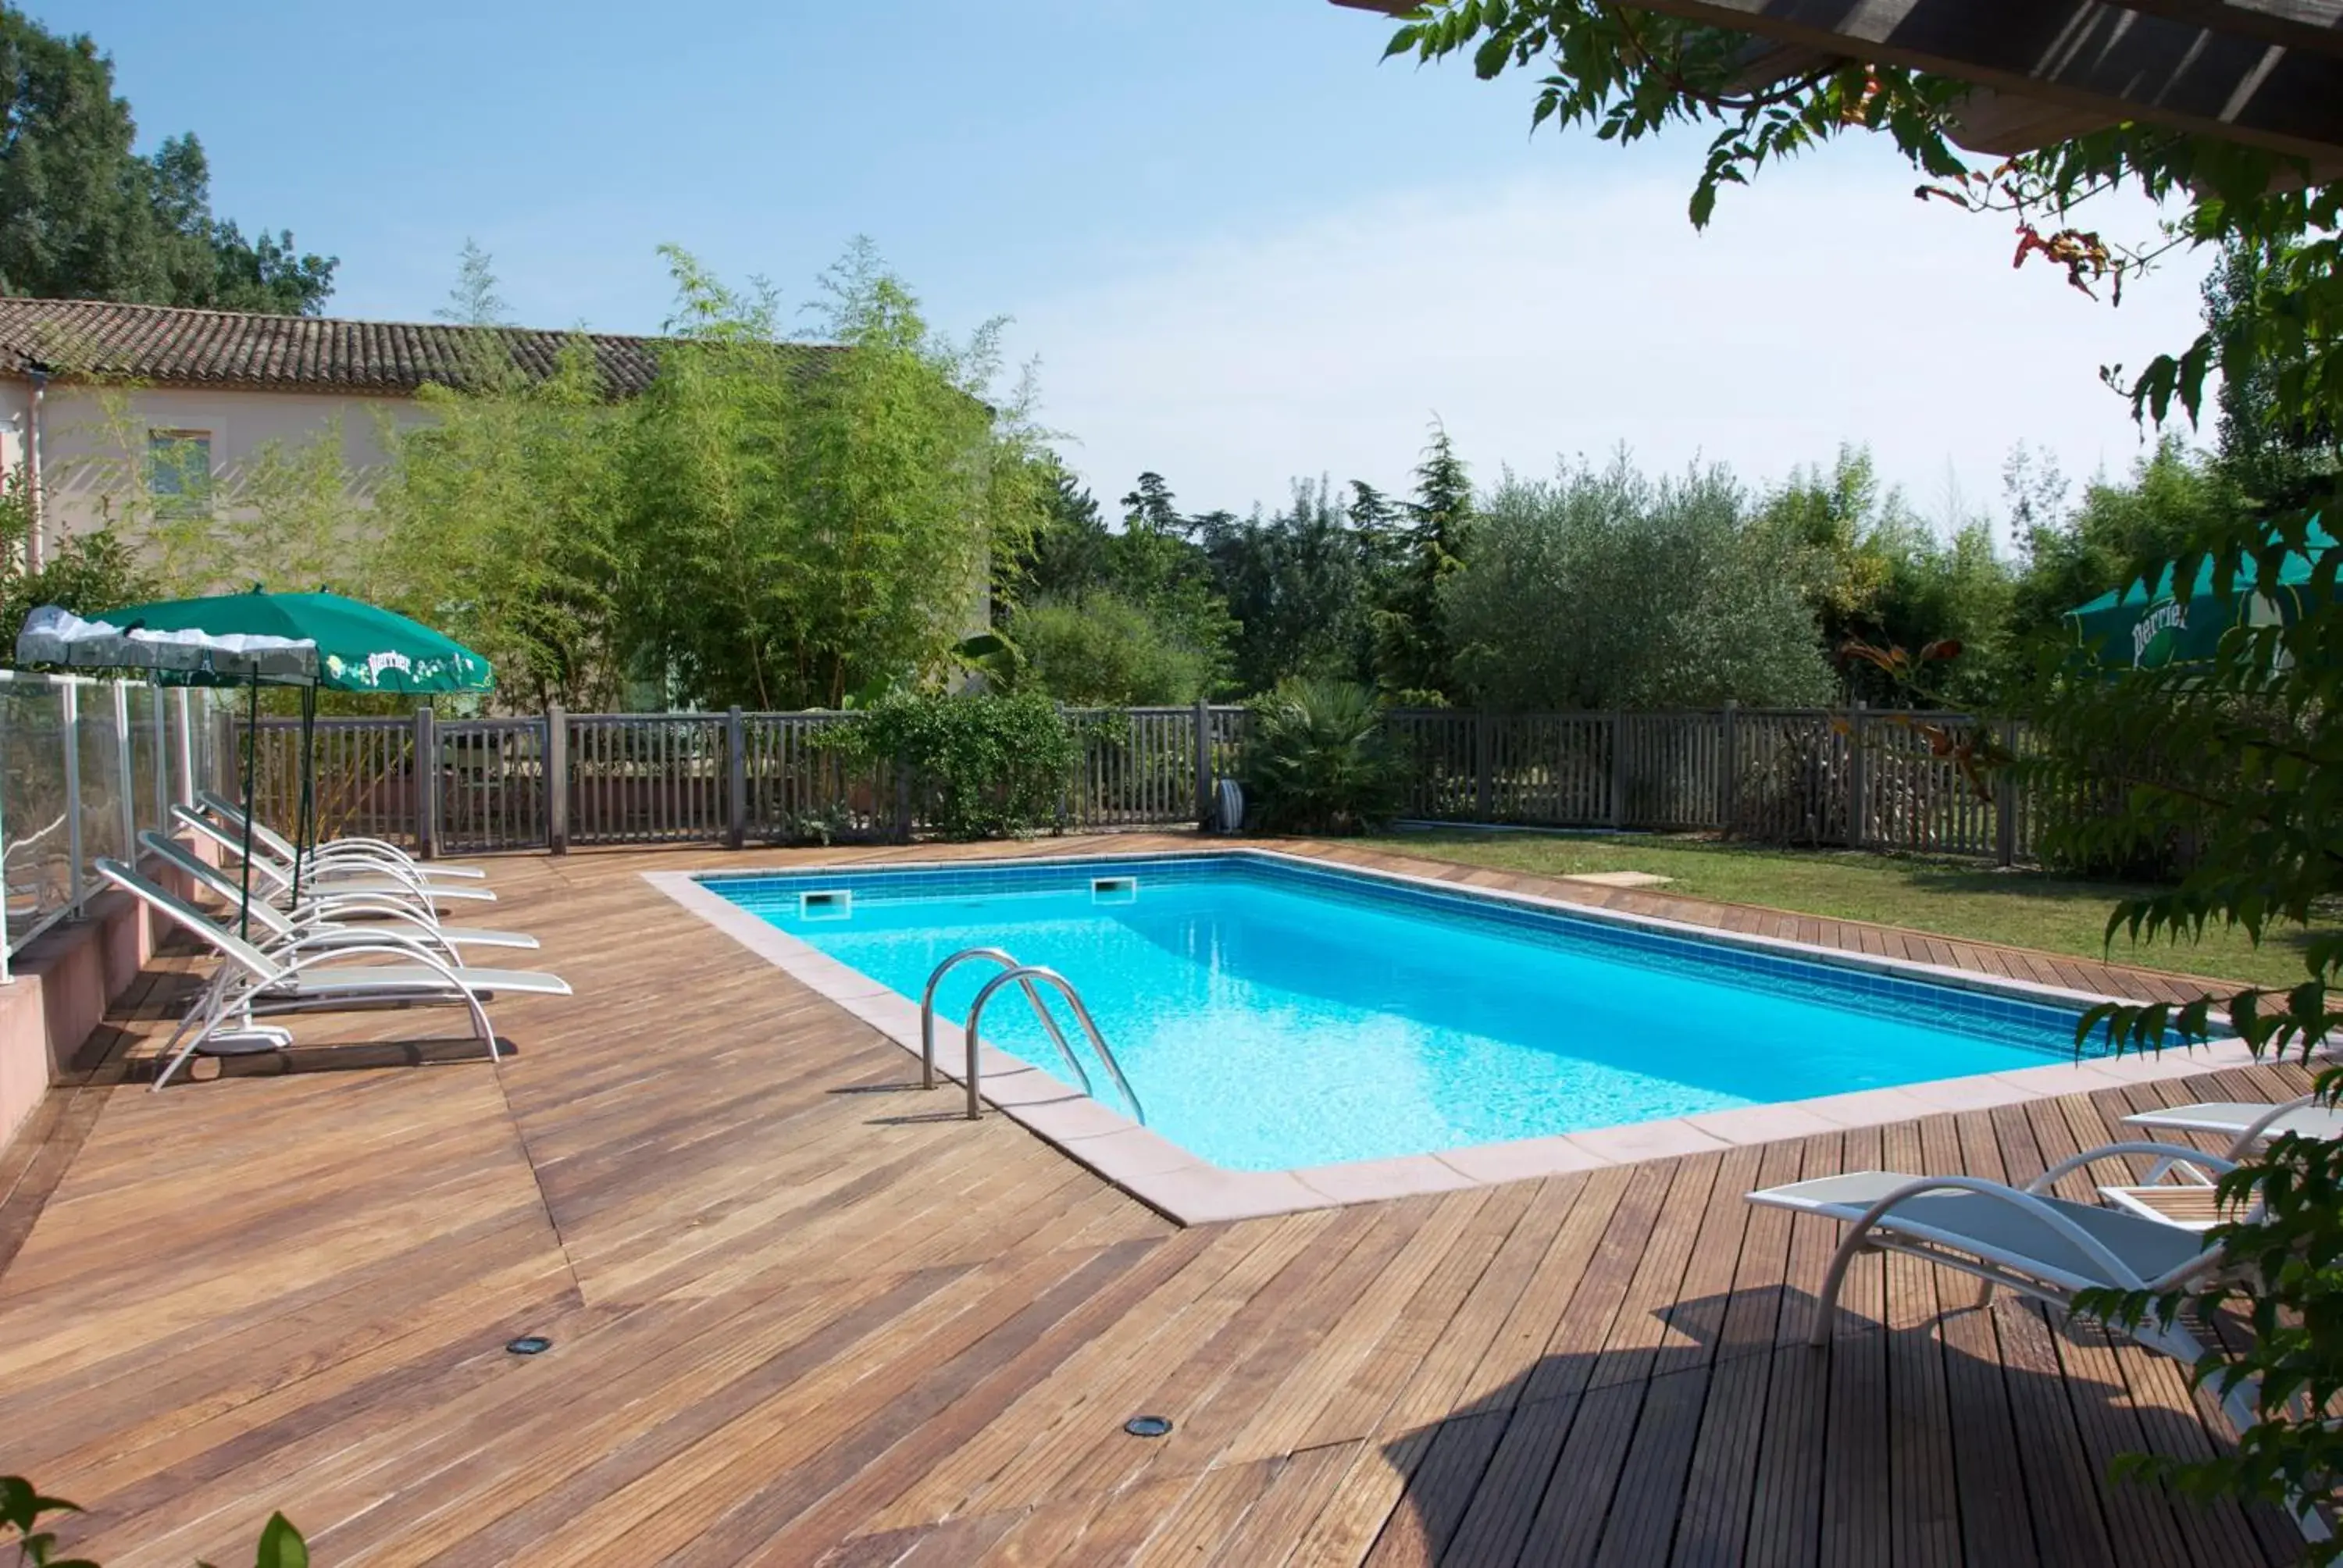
1242;679;1405;836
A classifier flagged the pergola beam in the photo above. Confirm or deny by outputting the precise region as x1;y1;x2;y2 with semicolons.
2118;1;2343;60
1331;0;2343;162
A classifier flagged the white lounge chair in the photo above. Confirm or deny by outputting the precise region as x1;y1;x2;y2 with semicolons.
141;832;539;957
1749;1145;2248;1391
2091;1092;2343;1229
98;857;569;1090
173;807;497;907
2124;1092;2343;1157
1750;1149;2331;1541
197;789;489;882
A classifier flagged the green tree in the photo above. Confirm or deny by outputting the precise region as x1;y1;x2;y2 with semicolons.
2206;238;2339;517
1109;473;1211;615
0;466;155;651
144;134;335;314
1346;479;1405;571
1756;447;2016;705
625;241;1047;708
2006;436;2234;642
1014;459;1112;605
1374;422;1473;701
1012;590;1214;705
1196;478;1373;694
0;7;333;312
1753;447;1900;656
368;344;627;711
1092;472;1235;690
435;238;510;326
1446;456;1835;711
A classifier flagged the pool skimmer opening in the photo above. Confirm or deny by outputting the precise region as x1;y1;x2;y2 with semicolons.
1125;1415;1172;1438
800;889;852;921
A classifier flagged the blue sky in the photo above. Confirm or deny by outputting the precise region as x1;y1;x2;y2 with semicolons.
55;0;2213;529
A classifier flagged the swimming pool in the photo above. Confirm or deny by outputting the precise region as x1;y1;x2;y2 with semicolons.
694;851;2163;1173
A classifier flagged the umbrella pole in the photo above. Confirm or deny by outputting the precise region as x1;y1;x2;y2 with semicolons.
291;684;316;909
237;675;259;940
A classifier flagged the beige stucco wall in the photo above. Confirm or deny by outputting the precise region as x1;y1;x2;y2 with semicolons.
4;376;432;565
0;379;27;488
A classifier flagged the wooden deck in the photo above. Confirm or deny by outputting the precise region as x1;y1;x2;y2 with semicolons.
0;834;2310;1566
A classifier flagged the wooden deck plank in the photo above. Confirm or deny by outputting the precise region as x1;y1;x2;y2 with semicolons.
1746;1131;1846;1566
1881;1117;1960;1568
0;839;2309;1568
1920;1112;2041;1568
1667;1135;1807;1568
1820;1123;1892;1568
1276;1180;1538;1456
1985;1101;2125;1568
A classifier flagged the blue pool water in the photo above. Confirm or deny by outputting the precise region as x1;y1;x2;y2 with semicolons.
704;853;2129;1171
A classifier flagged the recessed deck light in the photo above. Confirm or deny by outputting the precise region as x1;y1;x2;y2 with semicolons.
1124;1415;1172;1438
506;1335;552;1356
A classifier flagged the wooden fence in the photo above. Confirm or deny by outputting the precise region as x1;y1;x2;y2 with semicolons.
225;701;2032;864
229;703;1250;857
1385;705;2026;863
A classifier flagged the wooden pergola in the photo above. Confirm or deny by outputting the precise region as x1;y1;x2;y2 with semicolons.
1330;0;2343;167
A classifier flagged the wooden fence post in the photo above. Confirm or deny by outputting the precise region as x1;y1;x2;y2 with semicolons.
1475;711;1493;821
1193;697;1214;828
1718;701;1738;835
1846;702;1869;850
413;704;438;860
1995;716;2019;868
545;704;569;854
725;707;748;850
1610;711;1629;830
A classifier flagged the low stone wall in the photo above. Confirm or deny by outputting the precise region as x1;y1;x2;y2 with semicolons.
0;847;208;1156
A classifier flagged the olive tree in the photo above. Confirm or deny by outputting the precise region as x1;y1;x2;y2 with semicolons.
1444;457;1835;710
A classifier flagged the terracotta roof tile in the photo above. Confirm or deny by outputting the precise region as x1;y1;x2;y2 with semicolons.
0;297;823;396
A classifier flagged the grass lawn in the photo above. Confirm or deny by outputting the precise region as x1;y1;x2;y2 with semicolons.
1364;829;2331;990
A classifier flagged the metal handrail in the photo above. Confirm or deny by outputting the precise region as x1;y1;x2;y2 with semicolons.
965;964;1146;1126
918;947;1092;1098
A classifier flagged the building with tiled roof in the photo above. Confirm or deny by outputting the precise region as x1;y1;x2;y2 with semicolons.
0;298;828;566
0;298;672;397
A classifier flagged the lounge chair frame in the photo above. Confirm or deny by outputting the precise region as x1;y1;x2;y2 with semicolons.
195;789;487;880
97;857;561;1090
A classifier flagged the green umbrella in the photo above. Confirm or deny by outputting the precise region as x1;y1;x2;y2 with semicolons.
2067;518;2334;671
14;590;494;693
15;590;494;935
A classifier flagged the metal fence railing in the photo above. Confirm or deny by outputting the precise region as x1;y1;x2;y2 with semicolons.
2;672;224;969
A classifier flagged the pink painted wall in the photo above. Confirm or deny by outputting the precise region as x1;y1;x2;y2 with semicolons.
0;846;208;1156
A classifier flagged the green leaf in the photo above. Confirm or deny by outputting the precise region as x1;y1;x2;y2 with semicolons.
254;1513;309;1568
0;1476;80;1531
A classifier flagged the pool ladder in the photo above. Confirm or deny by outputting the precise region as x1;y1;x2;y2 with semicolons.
919;948;1146;1125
